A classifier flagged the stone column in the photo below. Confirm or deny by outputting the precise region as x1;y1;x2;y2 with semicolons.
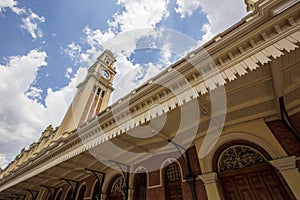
128;188;134;200
269;156;300;199
198;172;221;200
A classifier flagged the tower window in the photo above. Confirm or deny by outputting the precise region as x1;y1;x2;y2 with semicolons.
96;88;101;96
101;91;105;98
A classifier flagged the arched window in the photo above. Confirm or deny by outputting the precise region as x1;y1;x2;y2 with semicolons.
134;173;147;200
92;181;100;200
65;188;73;200
55;190;62;200
164;163;183;200
76;184;87;200
218;145;267;173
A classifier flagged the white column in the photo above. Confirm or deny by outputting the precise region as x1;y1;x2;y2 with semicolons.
198;172;221;200
269;156;300;199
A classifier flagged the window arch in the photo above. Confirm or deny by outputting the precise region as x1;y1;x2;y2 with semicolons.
76;184;87;200
217;145;267;173
91;180;100;200
55;190;62;200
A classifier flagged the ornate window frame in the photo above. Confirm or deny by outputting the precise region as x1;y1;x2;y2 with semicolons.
217;145;267;173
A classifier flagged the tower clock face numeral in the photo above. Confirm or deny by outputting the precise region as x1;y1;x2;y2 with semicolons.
100;68;110;79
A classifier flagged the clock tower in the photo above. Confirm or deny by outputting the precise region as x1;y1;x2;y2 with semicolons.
56;50;117;137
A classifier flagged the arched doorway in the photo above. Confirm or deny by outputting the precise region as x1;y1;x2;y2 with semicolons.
217;145;292;200
107;176;125;200
76;184;87;200
92;181;100;200
164;162;183;200
134;172;147;200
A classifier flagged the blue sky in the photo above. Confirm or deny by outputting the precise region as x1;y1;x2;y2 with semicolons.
0;0;248;168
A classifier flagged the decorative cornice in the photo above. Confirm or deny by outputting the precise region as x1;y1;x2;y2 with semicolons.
269;156;297;171
198;172;218;184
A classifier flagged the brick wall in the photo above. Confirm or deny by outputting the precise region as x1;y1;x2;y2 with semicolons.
290;112;300;133
266;119;300;156
55;175;97;200
48;146;208;200
266;113;300;171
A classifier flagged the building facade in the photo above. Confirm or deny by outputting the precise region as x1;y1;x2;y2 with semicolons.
0;0;300;199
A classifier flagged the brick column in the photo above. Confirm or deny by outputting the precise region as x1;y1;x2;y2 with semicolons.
198;172;221;200
269;156;300;199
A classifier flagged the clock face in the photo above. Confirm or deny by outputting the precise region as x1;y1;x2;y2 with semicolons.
100;68;110;79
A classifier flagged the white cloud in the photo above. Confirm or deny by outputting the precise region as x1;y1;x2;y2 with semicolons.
21;9;45;39
25;86;43;100
0;1;46;40
44;67;87;126
109;0;169;32
63;42;82;65
64;67;73;79
174;0;248;43
111;56;161;103
79;27;158;66
63;0;172;88
197;0;248;44
0;0;24;15
66;0;201;103
0;153;8;169
160;42;173;66
79;26;115;65
0;50;47;158
175;0;201;17
0;50;87;168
